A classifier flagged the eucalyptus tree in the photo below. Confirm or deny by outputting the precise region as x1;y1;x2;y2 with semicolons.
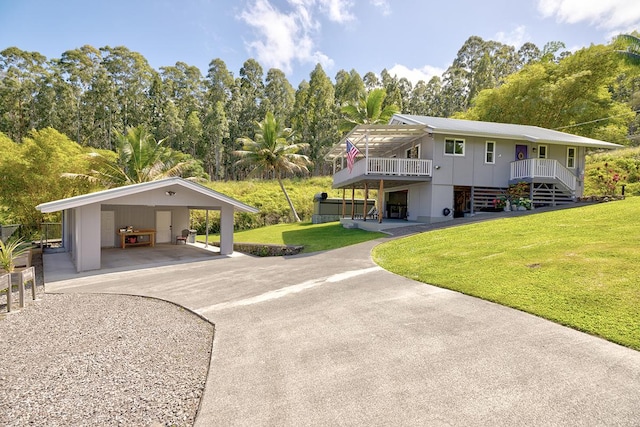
236;58;265;141
408;77;445;117
380;69;404;112
100;46;156;132
263;68;295;123
181;110;204;157
292;64;337;173
56;45;104;146
334;69;366;107
156;100;184;151
160;62;206;154
205;58;237;178
160;62;205;115
518;42;542;66
441;36;520;114
363;71;380;91
205;58;235;106
0;47;49;142
56;45;119;148
235;111;310;222
203;100;228;180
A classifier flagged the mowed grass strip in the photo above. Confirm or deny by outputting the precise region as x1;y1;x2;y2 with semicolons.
201;221;386;253
372;198;640;351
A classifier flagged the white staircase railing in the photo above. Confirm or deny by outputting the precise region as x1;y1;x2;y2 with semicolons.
510;159;576;192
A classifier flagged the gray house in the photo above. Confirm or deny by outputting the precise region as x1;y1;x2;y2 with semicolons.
325;114;621;224
36;177;258;273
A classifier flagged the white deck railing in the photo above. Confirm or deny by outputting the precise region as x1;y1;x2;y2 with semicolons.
510;159;576;191
333;157;432;186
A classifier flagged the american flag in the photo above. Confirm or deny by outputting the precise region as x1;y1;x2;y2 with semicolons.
346;139;360;172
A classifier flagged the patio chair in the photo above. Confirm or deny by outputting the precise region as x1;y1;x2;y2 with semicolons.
176;229;189;245
366;206;378;220
355;206;378;220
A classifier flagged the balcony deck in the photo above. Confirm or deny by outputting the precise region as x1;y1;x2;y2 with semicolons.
333;157;433;189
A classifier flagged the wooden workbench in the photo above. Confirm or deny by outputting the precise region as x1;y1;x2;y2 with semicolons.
117;229;156;249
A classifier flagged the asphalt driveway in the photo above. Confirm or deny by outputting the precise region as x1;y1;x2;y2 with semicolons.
45;239;640;426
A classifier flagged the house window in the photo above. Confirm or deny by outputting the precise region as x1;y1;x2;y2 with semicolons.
445;138;465;156
567;147;576;168
406;145;420;159
485;141;495;164
538;145;547;159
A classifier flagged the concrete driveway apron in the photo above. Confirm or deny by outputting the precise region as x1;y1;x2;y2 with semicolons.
47;239;640;426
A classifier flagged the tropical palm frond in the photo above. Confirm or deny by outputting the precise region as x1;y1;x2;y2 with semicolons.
615;34;640;65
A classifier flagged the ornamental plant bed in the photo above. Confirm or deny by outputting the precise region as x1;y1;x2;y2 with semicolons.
210;242;304;257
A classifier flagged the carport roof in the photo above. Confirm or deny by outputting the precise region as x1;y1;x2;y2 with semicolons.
36;177;259;214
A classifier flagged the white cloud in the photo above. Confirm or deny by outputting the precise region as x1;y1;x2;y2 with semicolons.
318;0;355;23
537;0;640;31
494;25;529;48
239;0;356;74
387;64;445;85
370;0;391;16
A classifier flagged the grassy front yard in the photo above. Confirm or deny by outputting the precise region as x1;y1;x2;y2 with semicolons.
198;221;386;253
373;198;640;351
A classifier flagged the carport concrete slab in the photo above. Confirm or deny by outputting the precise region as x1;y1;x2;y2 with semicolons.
44;242;233;283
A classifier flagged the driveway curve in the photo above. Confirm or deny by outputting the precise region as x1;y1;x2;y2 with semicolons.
47;238;640;426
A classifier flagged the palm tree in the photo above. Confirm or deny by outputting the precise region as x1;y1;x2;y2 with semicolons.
235;112;310;222
64;125;206;188
616;34;640;65
339;88;399;132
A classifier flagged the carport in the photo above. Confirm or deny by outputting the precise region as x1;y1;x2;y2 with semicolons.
36;177;258;273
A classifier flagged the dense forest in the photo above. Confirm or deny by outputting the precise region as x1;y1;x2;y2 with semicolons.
2;34;640;230
2;35;639;178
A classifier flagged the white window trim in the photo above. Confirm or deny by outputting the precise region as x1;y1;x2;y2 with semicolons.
566;147;576;169
538;144;548;159
444;138;465;156
485;141;495;164
406;145;420;159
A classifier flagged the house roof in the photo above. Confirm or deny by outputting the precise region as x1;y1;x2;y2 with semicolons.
393;114;623;148
324;114;622;160
36;177;259;214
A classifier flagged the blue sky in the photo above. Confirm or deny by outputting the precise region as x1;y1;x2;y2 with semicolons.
1;0;638;86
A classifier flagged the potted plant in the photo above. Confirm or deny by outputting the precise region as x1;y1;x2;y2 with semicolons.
0;237;30;274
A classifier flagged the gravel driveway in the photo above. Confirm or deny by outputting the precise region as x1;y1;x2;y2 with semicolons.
1;259;214;427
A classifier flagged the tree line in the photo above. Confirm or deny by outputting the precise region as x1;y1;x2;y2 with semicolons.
2;35;639;182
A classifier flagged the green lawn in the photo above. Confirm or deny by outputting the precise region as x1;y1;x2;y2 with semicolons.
198;221;386;253
373;198;640;351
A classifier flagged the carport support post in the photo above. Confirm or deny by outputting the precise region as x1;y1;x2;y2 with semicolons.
378;179;384;223
351;187;355;220
219;205;234;255
342;189;345;218
363;183;368;222
205;209;209;248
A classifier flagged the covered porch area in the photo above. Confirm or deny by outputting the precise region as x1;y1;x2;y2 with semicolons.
325;124;432;227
